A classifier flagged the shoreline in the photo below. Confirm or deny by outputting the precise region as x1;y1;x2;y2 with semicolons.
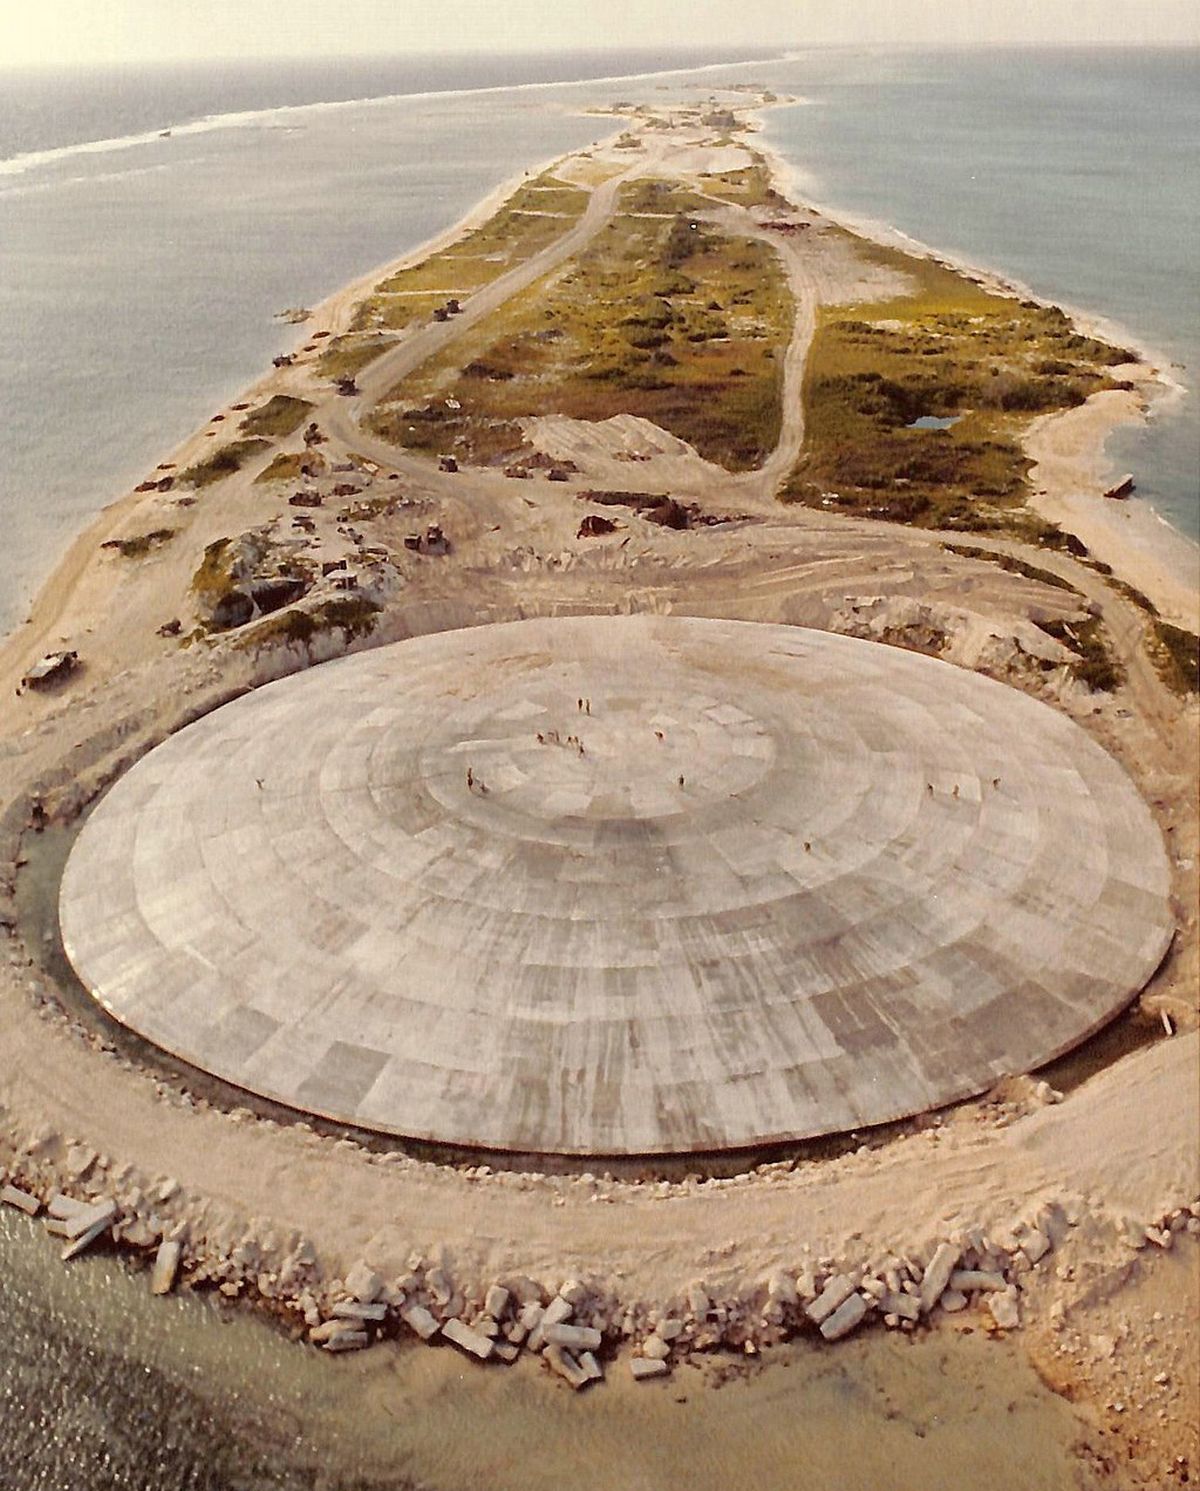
753;120;1200;622
0;87;1196;1472
0;49;789;179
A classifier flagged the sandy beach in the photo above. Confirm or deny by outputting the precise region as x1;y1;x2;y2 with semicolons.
0;88;1196;1485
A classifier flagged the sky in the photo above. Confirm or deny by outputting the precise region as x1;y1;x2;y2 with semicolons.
2;0;1198;66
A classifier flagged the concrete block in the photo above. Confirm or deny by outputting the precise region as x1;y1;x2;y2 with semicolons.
323;1331;369;1352
484;1284;510;1320
400;1304;440;1341
63;1198;117;1242
543;1296;573;1327
819;1293;869;1341
630;1357;669;1380
544;1344;590;1389
919;1244;960;1314
333;1300;387;1322
151;1239;181;1296
60;1215;112;1261
806;1274;856;1325
950;1269;1006;1293
880;1291;920;1322
987;1290;1021;1330
311;1318;361;1344
1;1185;40;1216
345;1261;384;1303
1020;1228;1051;1265
518;1302;544;1332
442;1318;494;1360
544;1322;602;1351
48;1193;88;1220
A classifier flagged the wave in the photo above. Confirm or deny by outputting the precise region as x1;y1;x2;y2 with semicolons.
0;51;787;179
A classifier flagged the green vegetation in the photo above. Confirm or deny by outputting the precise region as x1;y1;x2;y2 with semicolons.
696;160;788;210
238;395;314;439
316;333;397;379
354;172;588;325
618;179;710;216
191;537;235;602
787;235;1134;535
1148;620;1200;695
254;451;324;484
350;294;448;332
100;528;176;558
180;439;270;488
239;596;381;650
1034;615;1124;692
369;201;793;472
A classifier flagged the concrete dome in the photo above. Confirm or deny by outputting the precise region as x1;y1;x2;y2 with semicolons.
59;616;1173;1154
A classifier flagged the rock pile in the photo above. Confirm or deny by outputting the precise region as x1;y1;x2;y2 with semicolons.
3;1148;1198;1393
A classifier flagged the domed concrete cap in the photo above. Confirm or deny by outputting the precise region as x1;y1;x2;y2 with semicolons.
59;616;1173;1154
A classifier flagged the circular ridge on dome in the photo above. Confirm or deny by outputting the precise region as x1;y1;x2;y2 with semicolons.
58;616;1174;1155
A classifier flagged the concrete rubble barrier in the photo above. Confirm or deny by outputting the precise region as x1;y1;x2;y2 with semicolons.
58;615;1174;1155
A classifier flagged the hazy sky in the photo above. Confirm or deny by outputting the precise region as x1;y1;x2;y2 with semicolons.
3;0;1198;67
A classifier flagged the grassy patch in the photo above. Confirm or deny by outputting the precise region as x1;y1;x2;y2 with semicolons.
191;537;234;601
1147;620;1200;695
350;294;448;333
370;204;793;471
180;439;270;488
618;179;711;216
254;451;325;484
239;596;381;650
367;172;588;307
100;528;176;558
786;234;1132;534
316;334;397;379
696;160;789;210
238;395;314;439
1034;615;1124;692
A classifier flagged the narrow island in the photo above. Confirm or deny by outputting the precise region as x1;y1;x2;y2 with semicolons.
1;89;1196;1479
